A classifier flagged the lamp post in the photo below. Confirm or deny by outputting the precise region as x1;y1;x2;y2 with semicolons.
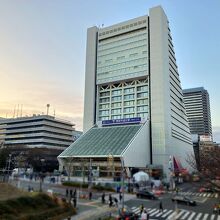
120;157;125;211
39;158;45;192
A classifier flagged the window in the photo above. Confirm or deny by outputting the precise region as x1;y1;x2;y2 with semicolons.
137;112;148;118
112;115;121;119
124;113;135;118
137;92;148;98
100;91;110;97
124;100;135;106
111;109;121;114
137;85;148;92
111;102;122;108
137;106;147;112
99;104;109;109
112;90;122;96
124;87;135;94
124;94;135;100
124;107;135;113
99;110;109;116
112;96;122;102
99;97;110;103
137;99;147;105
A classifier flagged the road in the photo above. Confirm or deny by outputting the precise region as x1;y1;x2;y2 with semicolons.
10;178;220;220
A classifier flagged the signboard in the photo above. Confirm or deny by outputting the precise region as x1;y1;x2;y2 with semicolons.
102;117;141;126
199;135;212;142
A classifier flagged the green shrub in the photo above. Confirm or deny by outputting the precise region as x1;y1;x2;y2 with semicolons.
62;181;88;188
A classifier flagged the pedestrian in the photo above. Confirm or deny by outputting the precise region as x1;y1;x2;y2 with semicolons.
140;203;144;215
101;192;105;204
141;209;147;220
213;203;218;214
73;196;77;208
89;191;92;200
70;189;73;198
28;185;31;192
119;192;122;203
159;201;163;212
114;197;118;207
150;182;154;190
73;189;77;198
66;188;69;198
109;194;113;207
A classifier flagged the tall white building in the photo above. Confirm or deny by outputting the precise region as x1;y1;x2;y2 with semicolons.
59;6;194;177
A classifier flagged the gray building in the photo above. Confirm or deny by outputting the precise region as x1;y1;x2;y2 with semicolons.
0;115;75;150
183;87;212;137
59;6;194;178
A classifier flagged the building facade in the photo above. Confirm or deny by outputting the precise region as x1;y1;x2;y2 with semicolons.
0;115;75;150
59;6;194;178
183;87;212;137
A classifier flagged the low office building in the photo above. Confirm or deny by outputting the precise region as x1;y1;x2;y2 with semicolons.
0;115;75;150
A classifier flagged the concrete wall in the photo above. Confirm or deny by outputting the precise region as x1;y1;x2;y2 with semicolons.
83;27;98;133
122;121;151;167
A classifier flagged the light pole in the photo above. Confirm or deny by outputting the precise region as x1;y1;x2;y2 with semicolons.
120;157;125;211
39;158;45;192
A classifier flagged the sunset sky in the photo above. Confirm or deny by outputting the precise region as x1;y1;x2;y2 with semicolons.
0;0;220;141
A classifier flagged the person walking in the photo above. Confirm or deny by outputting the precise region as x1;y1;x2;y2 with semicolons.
114;197;118;207
66;188;69;198
119;192;122;203
159;201;163;212
141;209;148;220
101;192;105;204
109;194;113;207
73;196;77;208
89;191;92;200
140;204;144;215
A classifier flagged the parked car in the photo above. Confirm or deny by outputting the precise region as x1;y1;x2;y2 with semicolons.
136;189;158;199
172;195;197;206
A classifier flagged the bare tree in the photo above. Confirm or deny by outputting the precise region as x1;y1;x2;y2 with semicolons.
186;145;220;191
63;157;75;181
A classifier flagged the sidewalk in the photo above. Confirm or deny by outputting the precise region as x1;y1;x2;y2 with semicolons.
65;204;117;220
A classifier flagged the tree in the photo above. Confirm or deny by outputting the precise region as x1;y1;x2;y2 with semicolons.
187;145;220;191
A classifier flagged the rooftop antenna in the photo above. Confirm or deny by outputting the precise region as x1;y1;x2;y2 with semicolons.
17;104;19;118
13;105;16;118
20;104;23;117
46;104;50;115
53;109;56;117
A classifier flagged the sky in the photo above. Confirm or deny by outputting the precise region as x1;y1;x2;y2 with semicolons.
0;0;220;141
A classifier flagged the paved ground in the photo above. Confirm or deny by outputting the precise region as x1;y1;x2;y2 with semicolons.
9;177;220;220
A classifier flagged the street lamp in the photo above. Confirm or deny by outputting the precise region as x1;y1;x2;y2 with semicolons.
39;158;45;192
120;157;125;211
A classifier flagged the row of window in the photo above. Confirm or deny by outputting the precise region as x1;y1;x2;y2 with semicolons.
99;92;148;103
99;106;148;115
97;45;147;59
100;99;148;109
99;112;148;120
97;56;147;69
99;30;147;47
100;85;148;97
97;64;148;76
98;39;147;56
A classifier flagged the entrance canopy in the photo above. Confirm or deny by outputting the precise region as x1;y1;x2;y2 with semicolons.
58;124;141;158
